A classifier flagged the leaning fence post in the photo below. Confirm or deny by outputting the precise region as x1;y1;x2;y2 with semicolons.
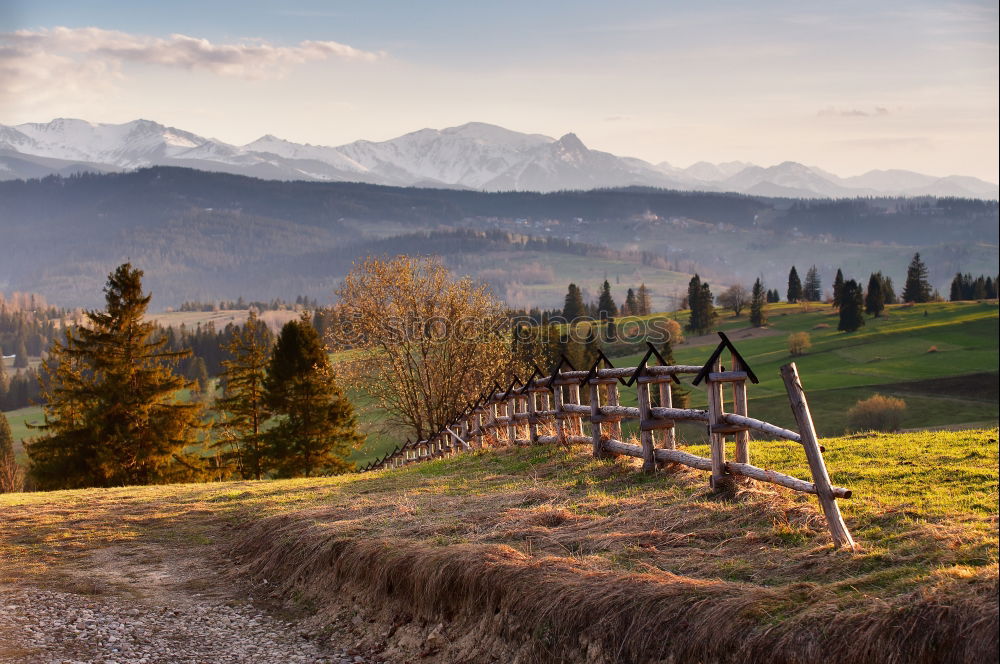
781;362;857;550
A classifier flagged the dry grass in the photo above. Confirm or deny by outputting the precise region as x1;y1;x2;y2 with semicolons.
2;429;997;663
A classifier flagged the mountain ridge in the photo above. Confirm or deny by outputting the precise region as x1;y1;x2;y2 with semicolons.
0;117;996;199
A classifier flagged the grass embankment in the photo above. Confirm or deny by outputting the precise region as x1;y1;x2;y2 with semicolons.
2;430;996;663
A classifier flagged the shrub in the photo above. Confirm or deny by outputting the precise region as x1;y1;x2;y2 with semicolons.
847;394;906;432
787;331;812;356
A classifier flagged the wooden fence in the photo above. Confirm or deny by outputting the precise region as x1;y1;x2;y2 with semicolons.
360;333;856;549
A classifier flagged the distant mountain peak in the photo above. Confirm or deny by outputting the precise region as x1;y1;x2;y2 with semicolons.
0;117;995;198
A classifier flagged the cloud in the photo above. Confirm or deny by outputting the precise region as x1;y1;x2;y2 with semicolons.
817;106;891;118
1;26;383;80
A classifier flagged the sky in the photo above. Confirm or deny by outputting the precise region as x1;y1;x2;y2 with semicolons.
1;0;997;182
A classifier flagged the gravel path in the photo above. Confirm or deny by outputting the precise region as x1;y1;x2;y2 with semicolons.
0;544;374;664
0;587;364;664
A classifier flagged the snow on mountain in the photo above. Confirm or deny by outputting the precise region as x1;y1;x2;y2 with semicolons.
335;122;555;188
0;118;995;198
243;134;369;174
9;118;211;167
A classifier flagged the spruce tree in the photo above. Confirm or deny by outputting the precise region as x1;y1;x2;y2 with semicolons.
787;266;803;303
26;264;204;489
636;283;652;315
880;274;898;304
0;412;12;459
13;339;28;369
750;278;767;327
562;284;586;321
838;280;865;332
699;282;718;333
686;274;703;332
597;280;618;319
0;411;17;493
623;288;637;317
832;268;845;308
902;253;932;303
215;311;272;480
865;273;885;317
949;273;964;301
804;265;822;302
265;316;361;477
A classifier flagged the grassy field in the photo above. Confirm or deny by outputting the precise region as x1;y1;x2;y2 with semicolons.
5;300;997;470
2;429;995;662
613;300;999;439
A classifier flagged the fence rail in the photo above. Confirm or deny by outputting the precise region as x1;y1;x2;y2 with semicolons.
360;333;856;549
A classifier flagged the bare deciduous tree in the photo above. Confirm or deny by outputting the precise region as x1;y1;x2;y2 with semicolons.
332;256;515;441
717;284;749;316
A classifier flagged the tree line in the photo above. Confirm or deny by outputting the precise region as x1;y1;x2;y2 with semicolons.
22;264;361;491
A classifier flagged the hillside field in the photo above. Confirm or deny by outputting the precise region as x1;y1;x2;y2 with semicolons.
4;300;997;470
1;429;996;662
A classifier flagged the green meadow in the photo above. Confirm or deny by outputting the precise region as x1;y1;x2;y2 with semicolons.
4;300;997;468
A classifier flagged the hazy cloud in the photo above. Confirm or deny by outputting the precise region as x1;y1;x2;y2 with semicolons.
818;106;891;117
1;26;383;80
0;26;385;111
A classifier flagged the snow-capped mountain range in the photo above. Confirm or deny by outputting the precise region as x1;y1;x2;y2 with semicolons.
1;118;996;199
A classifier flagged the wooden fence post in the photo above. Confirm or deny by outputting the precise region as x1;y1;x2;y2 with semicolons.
590;380;605;458
637;379;655;473
730;353;750;464
659;380;676;451
568;383;583;436
607;380;622;442
527;388;539;444
506;394;517;445
551;381;565;442
707;356;729;490
781;362;857;550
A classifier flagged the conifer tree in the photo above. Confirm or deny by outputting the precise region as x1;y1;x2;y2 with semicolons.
686;274;703;332
804;265;822;302
189;357;210;398
26;264;204;489
838;279;865;332
902;253;932;303
767;288;781;303
699;282;718;333
636;283;652;315
562;283;586;321
265;316;361;477
786;266;803;303
13;339;28;369
623;288;638;317
0;411;18;493
865;273;885;317
880;274;898;304
832;268;845;308
750;278;768;327
597;280;618;319
214;311;272;480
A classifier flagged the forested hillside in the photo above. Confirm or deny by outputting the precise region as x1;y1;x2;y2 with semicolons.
1;167;996;307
